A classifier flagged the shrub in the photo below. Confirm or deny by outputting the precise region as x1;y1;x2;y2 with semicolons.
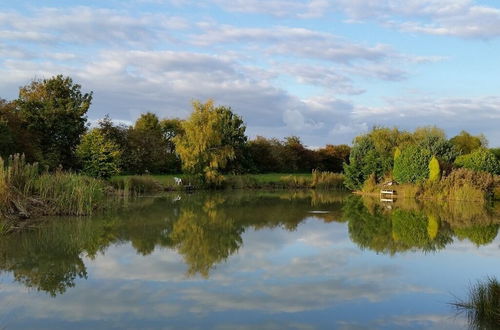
454;148;500;175
428;156;441;182
393;146;432;183
361;173;378;193
437;168;495;202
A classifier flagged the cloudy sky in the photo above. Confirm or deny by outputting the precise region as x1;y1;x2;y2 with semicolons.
1;0;499;147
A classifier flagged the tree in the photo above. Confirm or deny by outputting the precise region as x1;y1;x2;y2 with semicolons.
128;112;168;173
450;131;487;155
417;135;458;163
317;144;351;172
393;145;432;183
454;148;500;175
490;148;500;161
16;75;92;169
160;118;184;173
428;156;441;182
174;100;247;186
76;129;121;178
343;136;384;190
248;136;283;173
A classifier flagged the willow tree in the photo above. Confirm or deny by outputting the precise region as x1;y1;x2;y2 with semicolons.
174;100;247;186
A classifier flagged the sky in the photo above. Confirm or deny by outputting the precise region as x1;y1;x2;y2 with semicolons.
0;0;499;147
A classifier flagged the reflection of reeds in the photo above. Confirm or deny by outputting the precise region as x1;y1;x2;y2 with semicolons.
452;277;500;329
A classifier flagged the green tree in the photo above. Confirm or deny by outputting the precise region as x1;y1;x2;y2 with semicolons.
248;136;283;173
160;118;184;173
454;148;500;175
428;156;441;182
174;100;247;185
393;145;432;183
128;112;168;173
450;131;487;155
16;75;92;169
76;129;121;178
343;136;384;190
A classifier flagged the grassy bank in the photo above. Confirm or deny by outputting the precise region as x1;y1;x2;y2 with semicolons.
111;170;345;191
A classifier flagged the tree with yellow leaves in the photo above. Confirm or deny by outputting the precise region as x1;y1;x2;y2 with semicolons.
174;100;247;186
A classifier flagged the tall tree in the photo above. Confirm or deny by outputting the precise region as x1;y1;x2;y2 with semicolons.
16;75;92;169
128;112;168;173
174;100;247;185
450;131;487;155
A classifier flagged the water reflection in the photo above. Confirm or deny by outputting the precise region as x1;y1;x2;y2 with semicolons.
0;190;498;299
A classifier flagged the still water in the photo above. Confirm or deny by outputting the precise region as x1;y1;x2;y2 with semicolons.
1;190;500;329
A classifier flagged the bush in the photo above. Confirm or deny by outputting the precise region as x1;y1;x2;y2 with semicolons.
393;146;432;183
454;148;500;175
428;156;441;182
438;168;495;202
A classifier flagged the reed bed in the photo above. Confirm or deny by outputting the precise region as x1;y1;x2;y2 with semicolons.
311;170;345;190
110;175;163;195
452;277;500;329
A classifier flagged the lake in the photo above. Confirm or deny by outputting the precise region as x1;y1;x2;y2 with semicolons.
1;190;499;329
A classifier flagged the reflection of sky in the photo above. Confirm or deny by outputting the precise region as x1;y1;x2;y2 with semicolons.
3;214;500;329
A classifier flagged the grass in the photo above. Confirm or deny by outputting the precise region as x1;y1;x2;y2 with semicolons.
112;172;346;191
452;277;500;329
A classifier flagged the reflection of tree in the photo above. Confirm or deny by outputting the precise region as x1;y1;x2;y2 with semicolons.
454;224;499;246
169;197;244;277
391;209;452;251
0;223;90;297
344;196;453;254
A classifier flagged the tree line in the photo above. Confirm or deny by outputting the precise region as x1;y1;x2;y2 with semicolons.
343;125;500;192
0;75;350;182
1;75;499;187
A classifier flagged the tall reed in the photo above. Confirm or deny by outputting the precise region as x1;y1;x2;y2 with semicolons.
35;171;107;216
452;277;500;329
311;170;345;190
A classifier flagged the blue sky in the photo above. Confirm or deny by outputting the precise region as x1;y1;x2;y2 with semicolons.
1;0;499;147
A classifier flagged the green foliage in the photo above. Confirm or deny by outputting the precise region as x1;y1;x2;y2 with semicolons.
393;146;432;183
174;100;247;186
391;209;430;248
76;129;121;179
491;148;500;161
16;75;92;169
454;148;500;175
428;156;441;182
343;136;385;190
454;224;499;246
450;130;487;155
417;134;458;163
